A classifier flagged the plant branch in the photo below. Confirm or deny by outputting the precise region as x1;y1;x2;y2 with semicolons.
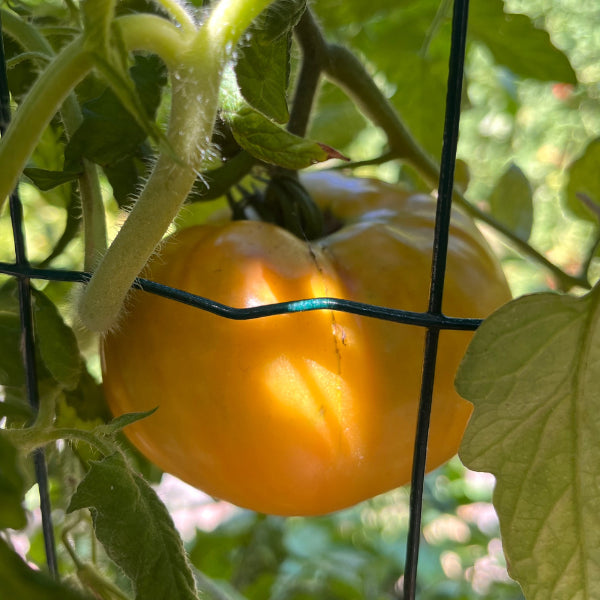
78;0;276;332
287;9;325;138
296;8;591;292
0;32;94;211
2;9;107;268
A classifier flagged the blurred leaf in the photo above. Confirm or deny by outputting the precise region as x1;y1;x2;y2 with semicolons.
32;288;83;391
469;0;577;84
565;137;600;223
458;287;600;599
308;81;367;152
229;107;332;169
67;453;198;600
0;434;28;530
64;55;166;202
81;0;118;53
488;163;533;241
3;35;43;102
0;536;93;600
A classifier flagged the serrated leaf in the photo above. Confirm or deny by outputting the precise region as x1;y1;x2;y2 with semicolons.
235;32;291;123
229;106;331;169
565;137;600;223
67;453;198;600
469;0;577;84
234;0;305;123
255;0;306;41
0;536;93;599
457;287;600;599
0;434;28;530
489;163;533;241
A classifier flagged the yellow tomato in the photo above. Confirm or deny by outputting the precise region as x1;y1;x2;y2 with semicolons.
101;171;510;515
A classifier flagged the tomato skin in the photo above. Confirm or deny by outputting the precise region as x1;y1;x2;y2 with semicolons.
101;171;511;516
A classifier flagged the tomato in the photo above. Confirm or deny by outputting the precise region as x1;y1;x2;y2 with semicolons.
101;171;511;516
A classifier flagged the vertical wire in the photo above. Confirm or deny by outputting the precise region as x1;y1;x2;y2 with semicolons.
0;15;59;577
403;1;470;597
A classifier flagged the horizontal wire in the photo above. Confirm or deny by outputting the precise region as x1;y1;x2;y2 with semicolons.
0;261;482;331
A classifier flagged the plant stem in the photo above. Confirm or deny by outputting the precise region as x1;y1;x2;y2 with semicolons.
154;0;197;33
287;9;323;138
78;0;275;332
297;9;590;292
0;34;94;209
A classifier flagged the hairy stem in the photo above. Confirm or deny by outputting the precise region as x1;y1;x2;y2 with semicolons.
78;0;275;332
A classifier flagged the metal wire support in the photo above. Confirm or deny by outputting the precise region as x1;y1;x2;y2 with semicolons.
0;15;59;577
403;1;470;597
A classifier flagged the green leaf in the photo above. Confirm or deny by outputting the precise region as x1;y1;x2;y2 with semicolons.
235;32;291;124
565;137;600;223
457;286;600;599
234;0;305;123
65;55;167;169
469;0;577;84
308;81;367;152
32;288;83;391
23;168;81;192
229;106;331;169
67;453;198;600
488;163;533;241
0;434;28;530
100;408;157;435
0;536;93;600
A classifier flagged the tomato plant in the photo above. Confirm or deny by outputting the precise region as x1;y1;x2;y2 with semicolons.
1;0;599;599
101;171;511;515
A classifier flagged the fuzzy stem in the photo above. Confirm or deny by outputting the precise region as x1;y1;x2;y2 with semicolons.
0;35;94;209
78;0;275;332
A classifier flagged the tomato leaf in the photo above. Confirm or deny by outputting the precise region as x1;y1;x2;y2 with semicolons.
488;163;533;241
457;286;600;599
234;0;305;123
0;280;81;391
565;137;600;223
235;31;291;124
23;168;82;191
0;537;93;600
100;408;158;434
0;434;28;530
32;288;83;391
67;453;198;600
469;0;577;84
229;106;332;169
65;55;166;203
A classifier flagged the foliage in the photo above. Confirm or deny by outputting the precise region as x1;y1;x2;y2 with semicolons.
0;0;598;599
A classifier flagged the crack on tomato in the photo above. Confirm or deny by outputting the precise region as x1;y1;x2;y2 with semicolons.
306;241;344;384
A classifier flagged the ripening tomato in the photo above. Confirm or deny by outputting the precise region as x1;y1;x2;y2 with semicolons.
101;171;510;516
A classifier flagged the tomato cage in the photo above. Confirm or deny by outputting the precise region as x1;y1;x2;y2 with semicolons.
1;1;480;598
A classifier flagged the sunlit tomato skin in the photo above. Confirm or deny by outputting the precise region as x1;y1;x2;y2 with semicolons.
101;171;511;516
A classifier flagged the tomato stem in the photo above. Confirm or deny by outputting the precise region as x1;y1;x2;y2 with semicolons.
77;0;275;332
